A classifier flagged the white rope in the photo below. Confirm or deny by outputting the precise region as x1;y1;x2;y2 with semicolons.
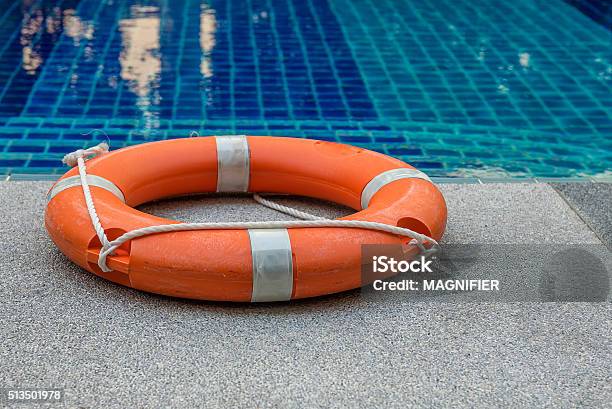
253;194;327;221
65;143;113;251
62;144;439;273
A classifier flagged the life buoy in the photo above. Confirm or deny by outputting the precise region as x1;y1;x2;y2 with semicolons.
45;136;447;302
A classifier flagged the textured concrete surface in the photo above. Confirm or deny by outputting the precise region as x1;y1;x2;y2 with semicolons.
553;183;612;249
0;182;610;408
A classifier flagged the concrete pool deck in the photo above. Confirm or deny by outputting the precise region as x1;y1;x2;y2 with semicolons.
0;181;610;408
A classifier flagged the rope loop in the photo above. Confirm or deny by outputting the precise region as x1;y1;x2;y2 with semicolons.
61;143;440;273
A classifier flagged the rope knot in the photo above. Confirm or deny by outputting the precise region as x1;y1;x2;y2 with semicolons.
409;237;440;257
62;142;109;167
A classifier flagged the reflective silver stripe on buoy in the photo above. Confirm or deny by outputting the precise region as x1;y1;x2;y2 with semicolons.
47;175;125;203
360;168;432;209
249;229;293;302
215;135;250;192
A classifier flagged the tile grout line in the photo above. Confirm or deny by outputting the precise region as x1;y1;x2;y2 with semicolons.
548;183;611;251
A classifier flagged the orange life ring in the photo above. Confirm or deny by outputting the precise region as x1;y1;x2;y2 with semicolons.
45;136;447;302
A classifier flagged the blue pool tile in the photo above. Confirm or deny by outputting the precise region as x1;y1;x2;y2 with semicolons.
27;131;59;140
410;161;445;169
48;144;86;154
8;144;45;153
29;159;61;168
388;147;424;156
0;159;27;167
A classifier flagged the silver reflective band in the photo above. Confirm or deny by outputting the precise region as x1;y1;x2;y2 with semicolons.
361;168;432;209
47;175;125;203
249;229;293;302
215;135;250;192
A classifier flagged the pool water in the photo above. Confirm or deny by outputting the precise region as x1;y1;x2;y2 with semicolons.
0;0;610;177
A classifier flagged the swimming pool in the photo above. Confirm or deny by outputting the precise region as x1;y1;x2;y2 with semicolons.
0;0;610;178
